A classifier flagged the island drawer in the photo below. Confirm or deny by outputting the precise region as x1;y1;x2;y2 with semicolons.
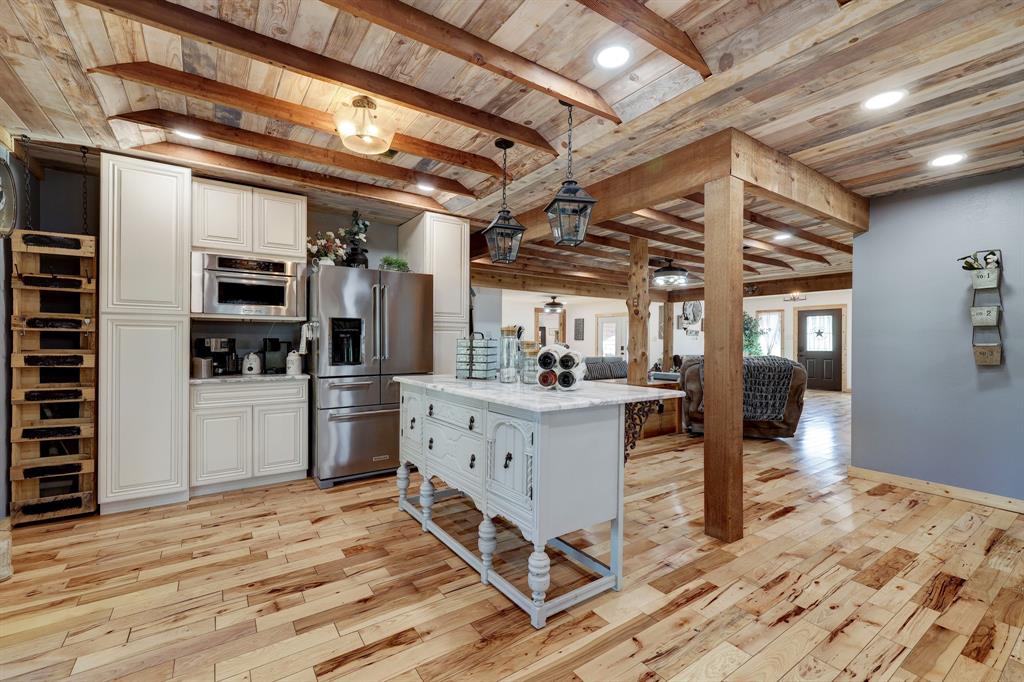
425;395;482;435
423;420;484;497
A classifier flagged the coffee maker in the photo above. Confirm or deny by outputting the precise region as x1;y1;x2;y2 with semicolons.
194;337;238;375
262;338;291;374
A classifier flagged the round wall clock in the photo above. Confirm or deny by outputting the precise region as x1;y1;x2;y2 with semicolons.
0;156;17;238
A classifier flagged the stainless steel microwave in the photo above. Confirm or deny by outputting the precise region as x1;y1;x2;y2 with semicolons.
191;252;307;318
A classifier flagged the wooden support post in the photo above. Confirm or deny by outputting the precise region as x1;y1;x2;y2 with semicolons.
662;302;674;371
703;176;745;542
627;237;650;385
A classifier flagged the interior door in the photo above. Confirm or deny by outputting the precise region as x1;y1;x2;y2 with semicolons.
797;309;842;390
380;270;433;375
598;315;627;358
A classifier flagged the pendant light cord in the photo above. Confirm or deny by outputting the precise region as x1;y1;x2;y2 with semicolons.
500;145;508;211
566;104;574;180
19;134;32;231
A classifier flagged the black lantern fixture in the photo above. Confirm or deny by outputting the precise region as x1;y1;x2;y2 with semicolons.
652;259;688;287
545;102;596;246
482;138;526;264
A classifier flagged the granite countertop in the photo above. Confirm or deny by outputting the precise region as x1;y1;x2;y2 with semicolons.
394;375;684;413
189;374;310;385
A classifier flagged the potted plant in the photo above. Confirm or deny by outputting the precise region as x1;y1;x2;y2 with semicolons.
379;255;410;272
306;231;346;267
343;211;370;268
743;312;764;356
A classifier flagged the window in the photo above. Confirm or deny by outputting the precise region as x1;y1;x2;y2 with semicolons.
600;321;617;356
756;310;783;356
805;314;834;351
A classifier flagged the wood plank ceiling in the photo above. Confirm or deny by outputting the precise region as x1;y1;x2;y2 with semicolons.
0;0;1021;286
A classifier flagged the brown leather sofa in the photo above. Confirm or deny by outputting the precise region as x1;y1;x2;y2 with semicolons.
679;356;807;438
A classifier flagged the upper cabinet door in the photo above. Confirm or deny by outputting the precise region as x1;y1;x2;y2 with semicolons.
253;188;306;260
100;154;191;315
192;179;253;253
428;214;469;324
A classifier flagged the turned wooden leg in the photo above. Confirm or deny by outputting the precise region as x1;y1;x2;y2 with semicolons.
419;476;435;530
528;544;550;626
478;516;496;584
396;462;410;509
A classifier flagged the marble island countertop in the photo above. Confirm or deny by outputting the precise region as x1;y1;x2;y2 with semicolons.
394;375;684;412
189;373;310;385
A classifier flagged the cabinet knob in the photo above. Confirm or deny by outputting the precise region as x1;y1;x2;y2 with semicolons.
428;404;434;416
409;417;415;430
469;454;476;469
468;416;475;431
504;452;513;469
428;437;433;450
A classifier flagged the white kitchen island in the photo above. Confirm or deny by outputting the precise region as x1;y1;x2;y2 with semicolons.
394;375;684;628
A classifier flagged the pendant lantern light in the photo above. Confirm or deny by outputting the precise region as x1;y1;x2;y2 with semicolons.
544;102;596;246
335;96;396;155
542;296;564;313
481;139;526;264
652;259;688;287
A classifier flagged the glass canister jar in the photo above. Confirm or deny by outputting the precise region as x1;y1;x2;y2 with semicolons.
499;325;521;383
519;341;540;385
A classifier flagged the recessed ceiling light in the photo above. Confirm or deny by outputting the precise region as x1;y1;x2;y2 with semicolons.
173;129;202;140
863;90;906;110
595;45;630;69
929;153;966;167
774;233;792;241
416;181;435;192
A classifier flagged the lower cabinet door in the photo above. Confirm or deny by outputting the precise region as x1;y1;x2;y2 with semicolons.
254;402;308;475
191;406;252;486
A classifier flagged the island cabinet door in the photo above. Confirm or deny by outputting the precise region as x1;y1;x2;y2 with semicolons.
486;416;534;523
400;389;424;452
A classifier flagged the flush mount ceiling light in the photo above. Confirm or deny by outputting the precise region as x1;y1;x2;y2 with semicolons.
542;296;564;313
335;95;396;155
416;181;435;192
863;90;906;110
481;138;526;264
774;233;792;241
174;129;203;140
652;259;688;288
545;102;596;247
595;45;630;69
929;153;966;167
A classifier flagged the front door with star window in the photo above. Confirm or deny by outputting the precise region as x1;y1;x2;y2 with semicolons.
797;309;842;390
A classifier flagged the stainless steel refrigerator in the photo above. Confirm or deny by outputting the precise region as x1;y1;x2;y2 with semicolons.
308;267;432;486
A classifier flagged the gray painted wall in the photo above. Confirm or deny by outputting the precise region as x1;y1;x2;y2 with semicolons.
308;209;398;270
852;168;1024;500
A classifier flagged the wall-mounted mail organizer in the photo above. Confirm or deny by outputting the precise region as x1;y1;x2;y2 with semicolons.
965;249;1003;366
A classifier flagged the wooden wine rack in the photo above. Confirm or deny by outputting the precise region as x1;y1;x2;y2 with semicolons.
9;229;97;525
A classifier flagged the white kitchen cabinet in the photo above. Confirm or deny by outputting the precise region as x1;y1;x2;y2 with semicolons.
398;212;470;372
99;315;189;507
100;153;191;315
190;406;252;486
192;178;253;252
189;379;309;494
253;188;307;259
254;402;307;476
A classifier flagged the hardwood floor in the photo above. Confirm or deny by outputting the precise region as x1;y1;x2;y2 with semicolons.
3;391;1022;682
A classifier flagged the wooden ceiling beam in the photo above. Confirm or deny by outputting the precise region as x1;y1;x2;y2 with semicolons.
535;241;706;275
112;109;475;198
132;142;446;212
574;0;711;78
90;63;503;178
633;207;829;265
669;271;853;302
471;267;668;302
579;234;758;273
684;193;854;255
471;260;624;286
325;0;620;123
76;0;556;154
599;220;794;271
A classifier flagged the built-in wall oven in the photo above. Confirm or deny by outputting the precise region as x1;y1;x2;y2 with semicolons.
191;252;307;318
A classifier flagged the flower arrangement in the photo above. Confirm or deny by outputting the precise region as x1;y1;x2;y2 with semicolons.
306;231;347;263
345;211;370;245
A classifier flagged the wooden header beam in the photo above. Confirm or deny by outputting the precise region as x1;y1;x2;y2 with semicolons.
133;142;446;212
327;0;620;123
471;266;668;302
113;109;474;198
91;63;503;179
77;0;556;154
669;271;853;302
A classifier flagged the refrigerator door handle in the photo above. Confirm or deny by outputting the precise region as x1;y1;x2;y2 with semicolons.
371;283;380;360
381;284;389;360
328;408;400;421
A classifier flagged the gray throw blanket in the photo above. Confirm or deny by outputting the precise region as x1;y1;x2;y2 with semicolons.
698;356;796;421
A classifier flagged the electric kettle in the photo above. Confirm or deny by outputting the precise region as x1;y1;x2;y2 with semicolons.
242;352;262;375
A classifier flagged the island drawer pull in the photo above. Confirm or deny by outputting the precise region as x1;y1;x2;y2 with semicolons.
468;416;475;430
409;417;416;430
428;404;434;416
504;452;513;469
469;454;476;469
428;437;434;450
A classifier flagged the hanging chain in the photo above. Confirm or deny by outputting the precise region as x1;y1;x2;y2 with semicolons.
18;135;33;230
500;146;508;211
565;104;574;180
80;146;89;234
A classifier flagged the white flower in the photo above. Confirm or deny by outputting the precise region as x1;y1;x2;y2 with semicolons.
307;244;317;253
358;233;367;242
325;231;334;239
